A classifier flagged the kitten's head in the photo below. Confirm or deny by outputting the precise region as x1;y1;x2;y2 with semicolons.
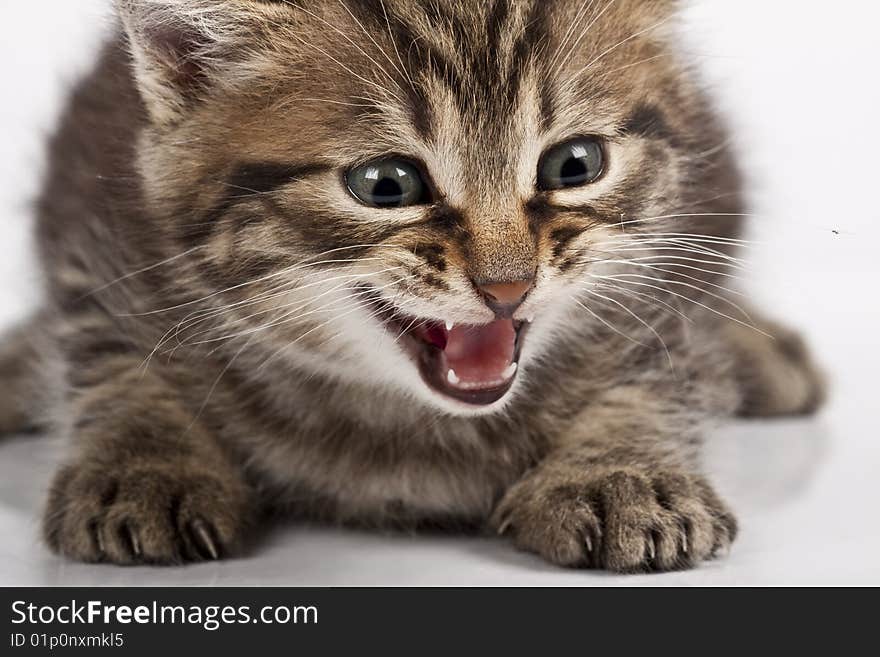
119;0;741;415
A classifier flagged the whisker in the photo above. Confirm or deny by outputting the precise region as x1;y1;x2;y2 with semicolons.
564;14;672;87
333;0;415;92
583;287;675;370
282;21;404;104
615;212;754;230
170;262;405;333
185;334;256;435
598;232;756;246
602;248;749;269
591;281;692;323
138;253;405;370
172;267;406;347
123;244;399;317
588;274;771;337
552;0;617;77
602;52;668;76
573;298;651;349
378;0;419;95
619;237;750;261
548;0;601;73
83;246;203;296
256;274;418;370
600;257;744;283
296;97;376;108
597;272;751;317
187;273;414;348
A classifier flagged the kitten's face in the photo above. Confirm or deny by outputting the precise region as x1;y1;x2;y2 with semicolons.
129;0;738;415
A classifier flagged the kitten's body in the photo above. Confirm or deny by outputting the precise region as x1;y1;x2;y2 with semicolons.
1;0;823;571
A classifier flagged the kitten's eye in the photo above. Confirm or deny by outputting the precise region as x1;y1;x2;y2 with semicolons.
537;137;605;191
346;158;430;208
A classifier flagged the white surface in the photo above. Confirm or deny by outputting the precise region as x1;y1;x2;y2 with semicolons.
1;1;879;586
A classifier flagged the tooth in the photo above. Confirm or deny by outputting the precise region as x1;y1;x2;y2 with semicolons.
503;362;518;380
447;369;460;386
526;315;535;323
445;320;455;331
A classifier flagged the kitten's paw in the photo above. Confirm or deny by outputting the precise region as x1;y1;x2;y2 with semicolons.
727;318;826;417
491;469;737;573
43;461;252;565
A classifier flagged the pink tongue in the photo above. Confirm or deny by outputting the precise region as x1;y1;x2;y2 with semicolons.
444;320;516;383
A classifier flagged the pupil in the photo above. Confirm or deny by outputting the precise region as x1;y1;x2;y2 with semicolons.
559;157;589;185
372;177;404;206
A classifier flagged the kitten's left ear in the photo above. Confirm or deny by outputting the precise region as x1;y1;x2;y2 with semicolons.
115;0;277;124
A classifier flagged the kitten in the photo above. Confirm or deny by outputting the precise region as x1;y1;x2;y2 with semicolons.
0;0;824;572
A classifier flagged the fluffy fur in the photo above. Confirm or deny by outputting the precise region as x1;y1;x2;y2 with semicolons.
0;0;824;571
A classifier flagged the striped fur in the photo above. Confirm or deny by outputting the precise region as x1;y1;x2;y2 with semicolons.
0;0;823;570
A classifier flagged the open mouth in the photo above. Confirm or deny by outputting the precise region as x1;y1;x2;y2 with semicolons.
404;318;529;406
365;290;529;406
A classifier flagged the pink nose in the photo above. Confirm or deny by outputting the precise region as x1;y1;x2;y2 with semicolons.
475;278;533;316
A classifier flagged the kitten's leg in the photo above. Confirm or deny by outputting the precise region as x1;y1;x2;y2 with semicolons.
43;326;253;565
0;314;51;435
724;312;826;417
492;386;736;572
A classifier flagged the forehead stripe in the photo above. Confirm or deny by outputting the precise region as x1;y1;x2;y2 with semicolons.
180;161;330;247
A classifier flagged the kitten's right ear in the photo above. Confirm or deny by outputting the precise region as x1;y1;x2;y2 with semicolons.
115;0;256;124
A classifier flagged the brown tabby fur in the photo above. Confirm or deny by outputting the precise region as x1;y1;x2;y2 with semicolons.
0;0;824;572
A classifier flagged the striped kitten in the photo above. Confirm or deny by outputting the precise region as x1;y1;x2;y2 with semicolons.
0;0;823;572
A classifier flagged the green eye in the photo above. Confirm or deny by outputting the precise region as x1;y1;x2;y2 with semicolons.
346;158;430;208
538;137;605;191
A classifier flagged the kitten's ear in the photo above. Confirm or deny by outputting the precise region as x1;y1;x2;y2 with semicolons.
116;0;260;124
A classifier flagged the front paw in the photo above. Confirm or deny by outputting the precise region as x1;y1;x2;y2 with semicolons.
491;468;737;573
43;460;253;565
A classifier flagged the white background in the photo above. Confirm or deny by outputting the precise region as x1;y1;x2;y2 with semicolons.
1;1;878;585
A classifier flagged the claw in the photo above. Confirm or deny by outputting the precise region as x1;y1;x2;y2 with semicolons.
585;535;594;553
646;535;656;562
190;519;220;560
88;519;105;557
711;538;731;560
125;524;142;558
496;517;512;536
